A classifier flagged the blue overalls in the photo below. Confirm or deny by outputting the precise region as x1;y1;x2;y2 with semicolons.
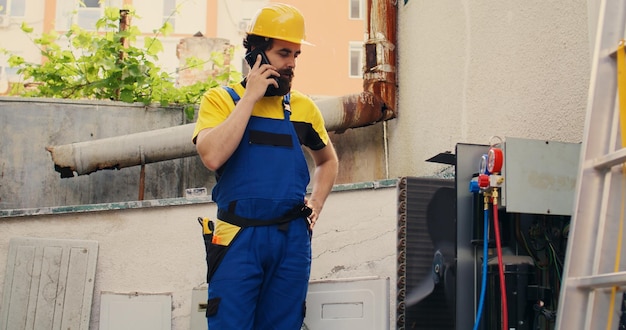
206;87;312;330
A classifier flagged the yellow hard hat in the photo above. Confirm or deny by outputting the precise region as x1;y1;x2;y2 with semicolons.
248;3;311;45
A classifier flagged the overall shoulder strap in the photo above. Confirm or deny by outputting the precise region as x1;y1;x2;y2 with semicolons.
222;86;240;104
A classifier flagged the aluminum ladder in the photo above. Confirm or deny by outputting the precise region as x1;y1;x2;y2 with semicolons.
555;1;626;329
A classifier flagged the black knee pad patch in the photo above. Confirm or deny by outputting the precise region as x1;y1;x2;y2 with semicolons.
206;297;222;317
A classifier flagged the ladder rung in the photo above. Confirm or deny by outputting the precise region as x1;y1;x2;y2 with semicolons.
592;148;626;170
569;271;626;289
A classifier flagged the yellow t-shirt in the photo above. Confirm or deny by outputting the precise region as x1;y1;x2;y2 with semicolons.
192;83;329;150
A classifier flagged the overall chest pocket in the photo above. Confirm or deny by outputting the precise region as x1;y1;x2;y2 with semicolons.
249;130;293;147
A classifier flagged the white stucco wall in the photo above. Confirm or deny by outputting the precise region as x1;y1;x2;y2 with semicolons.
391;0;592;177
0;182;398;329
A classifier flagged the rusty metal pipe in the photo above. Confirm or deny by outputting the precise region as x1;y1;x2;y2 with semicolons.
363;0;397;122
315;92;392;133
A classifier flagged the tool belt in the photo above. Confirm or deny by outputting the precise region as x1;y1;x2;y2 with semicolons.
217;202;312;231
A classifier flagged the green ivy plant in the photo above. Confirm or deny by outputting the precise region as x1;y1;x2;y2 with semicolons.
4;6;242;121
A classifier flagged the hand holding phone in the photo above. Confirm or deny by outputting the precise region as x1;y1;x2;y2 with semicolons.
245;48;280;95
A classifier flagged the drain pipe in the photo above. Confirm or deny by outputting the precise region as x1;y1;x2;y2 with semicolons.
47;0;398;177
362;0;397;125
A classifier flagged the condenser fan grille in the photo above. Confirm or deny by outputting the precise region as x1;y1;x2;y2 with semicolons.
397;177;456;330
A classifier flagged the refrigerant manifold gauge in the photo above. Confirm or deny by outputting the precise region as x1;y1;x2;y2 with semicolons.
487;147;503;174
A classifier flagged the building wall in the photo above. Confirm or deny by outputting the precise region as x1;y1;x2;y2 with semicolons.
0;0;45;94
0;182;399;329
273;0;366;96
215;0;269;75
389;0;592;178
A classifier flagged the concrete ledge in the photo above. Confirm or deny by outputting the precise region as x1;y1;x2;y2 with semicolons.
0;179;399;218
0;197;213;218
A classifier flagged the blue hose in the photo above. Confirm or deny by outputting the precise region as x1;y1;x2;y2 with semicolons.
473;204;489;330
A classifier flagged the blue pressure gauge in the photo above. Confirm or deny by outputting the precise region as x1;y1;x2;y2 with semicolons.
479;154;490;175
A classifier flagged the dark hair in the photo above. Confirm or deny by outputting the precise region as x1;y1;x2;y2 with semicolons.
243;34;273;53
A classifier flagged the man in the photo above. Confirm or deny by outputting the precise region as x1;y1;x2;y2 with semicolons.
192;3;338;329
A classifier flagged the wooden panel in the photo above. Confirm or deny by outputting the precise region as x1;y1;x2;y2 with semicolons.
0;237;99;330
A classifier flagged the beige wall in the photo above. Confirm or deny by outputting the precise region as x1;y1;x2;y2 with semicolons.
0;183;398;329
390;0;592;178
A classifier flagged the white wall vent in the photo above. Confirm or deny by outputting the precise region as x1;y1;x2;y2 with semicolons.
0;237;99;330
303;276;389;330
99;292;172;330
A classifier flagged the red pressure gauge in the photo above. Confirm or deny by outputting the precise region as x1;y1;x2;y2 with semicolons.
487;147;503;174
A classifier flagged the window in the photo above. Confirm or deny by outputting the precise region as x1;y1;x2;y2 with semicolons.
349;0;364;20
76;0;103;30
0;64;19;93
55;0;122;31
349;42;363;78
163;0;176;29
0;0;26;16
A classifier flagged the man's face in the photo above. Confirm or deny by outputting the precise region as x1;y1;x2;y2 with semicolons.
265;39;301;95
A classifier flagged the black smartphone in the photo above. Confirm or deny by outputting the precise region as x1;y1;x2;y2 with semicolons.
245;48;271;68
245;48;280;94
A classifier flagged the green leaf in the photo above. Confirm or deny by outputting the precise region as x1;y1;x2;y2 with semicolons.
160;22;174;36
104;7;121;21
39;32;58;46
61;50;74;61
144;38;163;56
184;105;196;121
8;55;25;66
20;22;33;33
119;89;135;103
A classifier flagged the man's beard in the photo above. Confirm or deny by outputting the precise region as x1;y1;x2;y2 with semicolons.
265;69;293;97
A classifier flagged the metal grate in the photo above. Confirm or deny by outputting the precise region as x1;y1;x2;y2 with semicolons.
397;177;455;330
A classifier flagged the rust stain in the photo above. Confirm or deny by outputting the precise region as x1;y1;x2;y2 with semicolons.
336;92;389;133
46;145;121;177
363;0;397;120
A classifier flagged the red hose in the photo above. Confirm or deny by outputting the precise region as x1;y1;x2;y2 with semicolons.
493;192;508;330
